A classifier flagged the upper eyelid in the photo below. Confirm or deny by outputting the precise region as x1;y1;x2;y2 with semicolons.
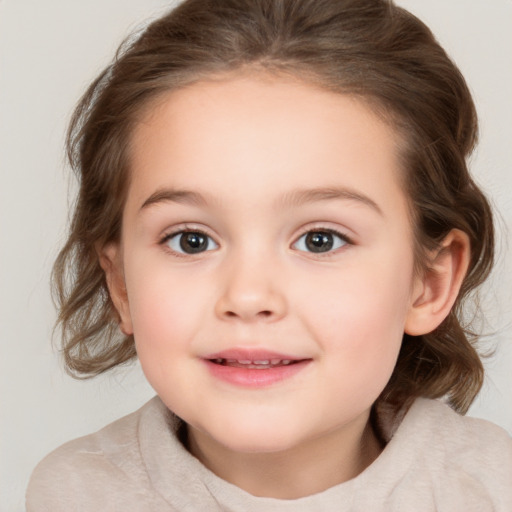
159;225;217;244
292;229;352;246
292;225;354;244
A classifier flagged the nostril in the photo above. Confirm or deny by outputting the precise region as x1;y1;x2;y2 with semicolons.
223;309;273;319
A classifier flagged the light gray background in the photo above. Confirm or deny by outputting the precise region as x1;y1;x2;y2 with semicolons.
1;1;511;510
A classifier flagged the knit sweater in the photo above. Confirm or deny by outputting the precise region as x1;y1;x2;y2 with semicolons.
26;396;512;511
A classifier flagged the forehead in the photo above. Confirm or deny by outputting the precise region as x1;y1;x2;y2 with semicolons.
127;73;409;218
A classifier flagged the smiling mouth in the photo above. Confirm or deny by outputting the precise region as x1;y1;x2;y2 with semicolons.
204;353;311;386
209;358;302;369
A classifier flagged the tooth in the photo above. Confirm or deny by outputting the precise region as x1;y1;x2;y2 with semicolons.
254;360;270;365
226;359;237;364
281;360;291;365
238;360;252;365
270;359;281;365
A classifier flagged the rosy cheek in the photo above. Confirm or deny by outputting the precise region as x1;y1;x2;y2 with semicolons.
129;268;208;349
305;265;406;352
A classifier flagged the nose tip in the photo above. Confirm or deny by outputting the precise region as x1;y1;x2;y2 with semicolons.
215;272;287;323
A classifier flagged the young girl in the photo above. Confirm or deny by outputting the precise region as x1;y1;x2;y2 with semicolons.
26;0;512;510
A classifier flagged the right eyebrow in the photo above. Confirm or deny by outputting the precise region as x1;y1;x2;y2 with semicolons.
139;188;208;211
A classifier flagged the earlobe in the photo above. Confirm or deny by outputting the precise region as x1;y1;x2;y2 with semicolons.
405;229;470;336
98;243;134;336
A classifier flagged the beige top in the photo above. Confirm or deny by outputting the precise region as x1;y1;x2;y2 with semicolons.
26;396;512;511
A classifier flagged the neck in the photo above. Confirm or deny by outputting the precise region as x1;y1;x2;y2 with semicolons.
186;413;383;499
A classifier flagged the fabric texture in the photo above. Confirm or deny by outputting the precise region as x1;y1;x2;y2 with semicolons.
26;396;512;511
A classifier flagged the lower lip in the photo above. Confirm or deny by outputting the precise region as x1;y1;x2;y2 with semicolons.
203;359;311;387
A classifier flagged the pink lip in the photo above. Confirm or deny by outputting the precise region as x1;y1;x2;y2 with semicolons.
205;348;300;361
202;348;311;388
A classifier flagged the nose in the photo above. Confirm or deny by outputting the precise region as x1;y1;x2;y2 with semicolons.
214;255;287;323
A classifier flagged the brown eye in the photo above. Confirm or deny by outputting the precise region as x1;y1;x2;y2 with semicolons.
166;231;218;254
293;230;348;254
306;232;334;252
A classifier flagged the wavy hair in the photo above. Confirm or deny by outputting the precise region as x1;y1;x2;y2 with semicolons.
53;0;494;413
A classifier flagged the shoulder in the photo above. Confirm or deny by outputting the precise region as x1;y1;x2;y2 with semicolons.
400;398;512;508
409;398;512;461
26;396;168;511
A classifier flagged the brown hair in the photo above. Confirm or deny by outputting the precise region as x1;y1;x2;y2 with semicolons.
53;0;494;413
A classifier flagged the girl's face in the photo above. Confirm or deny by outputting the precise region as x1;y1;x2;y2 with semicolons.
108;74;424;456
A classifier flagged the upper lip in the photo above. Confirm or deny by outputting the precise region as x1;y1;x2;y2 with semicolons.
204;348;307;363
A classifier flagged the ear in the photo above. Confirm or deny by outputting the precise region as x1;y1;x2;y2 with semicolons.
405;229;470;336
98;243;133;336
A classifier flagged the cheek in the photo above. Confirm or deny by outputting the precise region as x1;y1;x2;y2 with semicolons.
123;257;207;362
125;266;210;406
301;254;413;391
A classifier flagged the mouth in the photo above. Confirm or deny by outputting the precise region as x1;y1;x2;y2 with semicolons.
203;349;311;387
209;358;302;369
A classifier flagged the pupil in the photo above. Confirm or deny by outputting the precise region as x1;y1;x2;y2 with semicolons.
306;232;333;253
180;232;207;253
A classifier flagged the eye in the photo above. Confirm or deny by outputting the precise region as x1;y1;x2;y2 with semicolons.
163;230;219;254
293;230;349;254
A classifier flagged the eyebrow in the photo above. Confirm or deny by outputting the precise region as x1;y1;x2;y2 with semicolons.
279;187;383;215
139;186;383;215
140;188;208;211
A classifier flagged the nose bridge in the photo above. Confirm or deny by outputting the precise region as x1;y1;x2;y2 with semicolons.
215;242;287;322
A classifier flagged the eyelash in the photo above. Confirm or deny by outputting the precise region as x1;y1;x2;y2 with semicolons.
159;228;218;257
291;228;353;257
158;226;353;257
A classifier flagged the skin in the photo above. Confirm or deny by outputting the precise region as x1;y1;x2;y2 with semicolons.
101;73;470;499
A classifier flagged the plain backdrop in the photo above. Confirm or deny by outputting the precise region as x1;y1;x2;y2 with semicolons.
1;1;511;510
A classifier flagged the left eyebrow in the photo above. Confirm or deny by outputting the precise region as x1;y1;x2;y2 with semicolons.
278;187;384;216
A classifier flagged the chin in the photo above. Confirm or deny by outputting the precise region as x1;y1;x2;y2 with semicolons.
201;416;313;455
